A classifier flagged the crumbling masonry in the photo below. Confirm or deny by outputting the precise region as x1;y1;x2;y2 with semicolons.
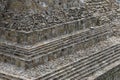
0;0;120;80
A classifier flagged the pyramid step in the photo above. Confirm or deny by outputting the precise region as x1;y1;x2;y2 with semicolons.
52;48;120;80
75;54;120;80
28;24;110;56
29;30;110;59
67;50;120;80
38;45;119;80
49;49;115;79
0;29;112;69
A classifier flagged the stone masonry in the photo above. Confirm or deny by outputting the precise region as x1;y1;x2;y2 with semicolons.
0;0;120;80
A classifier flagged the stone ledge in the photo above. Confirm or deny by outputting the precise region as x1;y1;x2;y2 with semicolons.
0;39;119;80
0;25;113;68
0;17;98;45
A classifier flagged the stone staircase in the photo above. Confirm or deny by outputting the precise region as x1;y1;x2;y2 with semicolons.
0;0;116;69
0;0;119;80
0;42;120;80
0;24;113;68
36;44;120;80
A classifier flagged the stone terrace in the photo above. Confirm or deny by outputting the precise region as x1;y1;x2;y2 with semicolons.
0;24;113;68
0;0;120;80
0;36;120;80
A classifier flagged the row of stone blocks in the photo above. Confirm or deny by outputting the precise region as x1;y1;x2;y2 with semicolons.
0;17;98;45
0;44;120;80
0;25;113;69
0;24;112;57
38;44;120;80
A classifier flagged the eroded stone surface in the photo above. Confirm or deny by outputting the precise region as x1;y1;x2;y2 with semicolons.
0;0;120;80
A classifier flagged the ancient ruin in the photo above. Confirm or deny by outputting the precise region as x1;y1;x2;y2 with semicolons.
0;0;120;80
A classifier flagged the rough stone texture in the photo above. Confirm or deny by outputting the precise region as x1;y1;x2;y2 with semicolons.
0;0;120;80
0;0;116;45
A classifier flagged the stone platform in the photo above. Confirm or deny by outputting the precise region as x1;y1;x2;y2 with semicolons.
0;17;98;45
0;37;120;80
0;0;120;80
0;24;113;68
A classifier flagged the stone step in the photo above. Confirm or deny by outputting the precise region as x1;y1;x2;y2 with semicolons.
26;31;110;68
0;44;119;80
58;49;117;79
37;45;119;80
45;47;120;80
0;25;109;58
0;28;109;58
0;30;111;68
0;17;96;45
66;49;120;80
29;29;110;59
74;52;120;80
28;32;109;59
29;25;109;52
0;25;112;68
0;27;109;59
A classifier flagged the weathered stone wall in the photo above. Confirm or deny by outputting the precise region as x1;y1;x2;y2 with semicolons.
0;0;119;79
0;17;99;45
0;0;116;46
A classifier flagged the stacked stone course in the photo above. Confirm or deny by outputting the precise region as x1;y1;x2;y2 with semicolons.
0;24;113;68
